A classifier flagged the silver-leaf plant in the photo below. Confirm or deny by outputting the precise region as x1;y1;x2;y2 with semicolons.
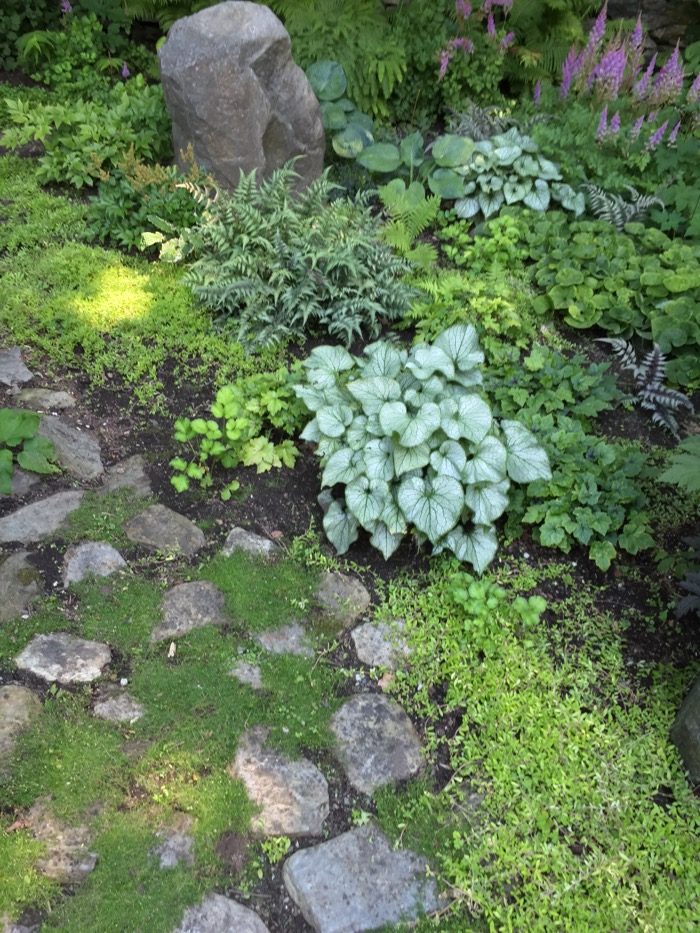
295;325;552;572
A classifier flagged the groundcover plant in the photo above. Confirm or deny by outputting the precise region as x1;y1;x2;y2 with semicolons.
0;1;698;931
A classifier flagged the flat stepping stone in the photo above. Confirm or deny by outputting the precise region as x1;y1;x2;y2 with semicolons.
63;541;127;587
93;687;144;724
0;347;33;387
0;467;40;499
0;685;41;773
152;581;226;642
331;694;423;795
124;504;205;557
229;660;263;690
282;822;440;932
37;415;103;481
671;674;700;784
174;894;269;932
15;387;76;410
222;526;279;559
351;620;411;671
100;454;152;498
152;825;194;869
26;799;97;884
15;633;111;684
0;551;41;623
315;572;370;628
0;491;84;544
255;622;313;657
229;727;329;837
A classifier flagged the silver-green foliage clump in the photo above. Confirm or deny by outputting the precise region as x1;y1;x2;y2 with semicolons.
296;325;551;571
454;128;585;220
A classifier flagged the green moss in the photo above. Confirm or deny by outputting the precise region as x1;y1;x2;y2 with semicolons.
0;821;58;924
76;575;163;655
0;597;76;668
2;692;128;820
59;490;154;549
198;551;319;633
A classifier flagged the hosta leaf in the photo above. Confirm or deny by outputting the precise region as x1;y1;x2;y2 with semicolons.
478;190;505;218
346;477;386;529
307;60;347;100
432;134;475;168
501;420;551;483
399;131;425;168
357;143;402;173
320;101;348;130
523;178;550;212
363;342;405;377
443;525;498;573
347;377;401;415
513;154;540;176
428;169;465;200
454;196;480;219
406;345;455;380
394;442;431;477
434;325;484;373
503;179;529;204
304;345;355;388
464;479;510;524
399;402;441;448
430;440;467;479
332;123;373;158
493;144;522;165
370;522;404;560
317;404;354;438
463;436;507;484
398;475;463;540
322;448;365;487
323;500;359;555
364;438;395;482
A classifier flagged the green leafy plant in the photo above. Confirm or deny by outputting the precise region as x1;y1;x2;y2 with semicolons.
583;184;664;231
295;324;551;570
597;338;694;438
659;436;700;494
377;178;440;269
0;408;59;493
154;164;416;350
170;368;305;498
0;0;59;70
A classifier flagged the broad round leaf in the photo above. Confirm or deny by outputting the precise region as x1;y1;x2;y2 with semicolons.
381;495;408;535
307;60;347;100
378;400;410;437
305;345;356;388
428;169;465;200
346;477;385;529
0;408;40;446
300;418;321;443
399;402;441;448
364;438;395;482
432;134;475;168
320;101;348;130
501;420;552;483
362;341;405;378
394;442;431;477
322;448;365;487
463;436;508;484
400;131;425;168
332;124;374;158
346;415;370;451
443;525;498;573
523;178;551;212
347;376;401;415
457;395;493;444
454;197;480;219
478;190;505;218
464;479;510;524
398;475;463;541
317;404;354;438
406;345;455;381
430;440;467;480
434;324;484;372
323;500;359;554
370;522;404;560
357;143;402;173
493;144;522;165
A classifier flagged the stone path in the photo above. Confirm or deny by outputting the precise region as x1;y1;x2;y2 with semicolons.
0;346;442;932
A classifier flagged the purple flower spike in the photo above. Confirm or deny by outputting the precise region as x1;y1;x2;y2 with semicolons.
455;0;472;19
609;111;621;134
591;45;627;99
630;114;645;139
689;74;700;105
533;80;542;105
500;31;515;50
450;36;475;53
646;119;668;150
596;104;609;141
121;62;130;79
439;50;452;80
487;12;496;37
668;120;681;144
633;52;656;99
560;47;580;98
630;14;643;49
60;0;72;13
651;43;684;105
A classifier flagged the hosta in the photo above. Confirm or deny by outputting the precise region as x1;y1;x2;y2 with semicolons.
295;325;551;571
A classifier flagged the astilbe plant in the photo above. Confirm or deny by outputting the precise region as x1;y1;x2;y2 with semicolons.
295;324;551;571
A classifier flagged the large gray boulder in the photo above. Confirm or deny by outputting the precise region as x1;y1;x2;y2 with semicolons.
159;1;324;191
671;674;700;784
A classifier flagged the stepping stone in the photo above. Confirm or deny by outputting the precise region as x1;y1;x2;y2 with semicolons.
351;620;411;671
0;468;39;499
93;687;144;724
282;823;440;932
100;454;152;498
229;727;329;837
63;541;127;587
229;660;263;690
26;799;97;885
15;388;76;411
255;622;313;658
671;674;700;784
124;504;205;557
0;551;41;623
37;416;103;481
174;894;269;933
331;694;423;795
0;347;33;387
0;685;41;773
315;572;370;628
152;821;195;869
152;581;226;642
15;633;111;684
222;527;279;560
0;491;84;544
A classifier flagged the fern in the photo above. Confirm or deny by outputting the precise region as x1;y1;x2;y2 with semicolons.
166;162;415;350
378;180;440;269
584;184;665;231
448;104;514;142
597;338;694;438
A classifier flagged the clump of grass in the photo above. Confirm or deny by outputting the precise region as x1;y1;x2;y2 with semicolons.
0;819;58;924
58;490;154;548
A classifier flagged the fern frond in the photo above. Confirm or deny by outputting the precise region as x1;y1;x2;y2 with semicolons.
583;184;664;231
595;338;639;375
